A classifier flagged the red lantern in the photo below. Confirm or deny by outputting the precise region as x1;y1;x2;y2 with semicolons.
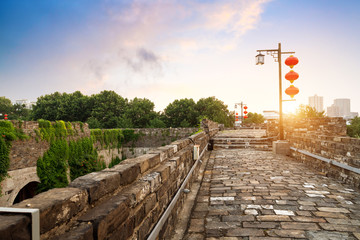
243;111;248;114
235;119;239;121
4;114;8;120
285;55;299;69
244;115;248;119
243;106;248;110
285;70;299;83
236;112;238;115
285;85;299;98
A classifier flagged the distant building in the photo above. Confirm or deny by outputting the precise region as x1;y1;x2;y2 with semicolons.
308;94;323;113
327;98;358;119
263;110;279;120
334;98;350;117
15;99;35;110
327;104;340;117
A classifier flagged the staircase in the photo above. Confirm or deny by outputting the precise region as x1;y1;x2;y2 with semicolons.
212;129;273;150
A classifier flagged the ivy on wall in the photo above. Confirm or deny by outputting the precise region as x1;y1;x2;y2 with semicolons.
0;121;29;195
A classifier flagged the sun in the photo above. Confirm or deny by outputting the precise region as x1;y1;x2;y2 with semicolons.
282;100;299;114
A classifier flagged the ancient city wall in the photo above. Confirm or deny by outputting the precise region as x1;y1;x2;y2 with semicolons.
0;121;219;240
267;117;360;188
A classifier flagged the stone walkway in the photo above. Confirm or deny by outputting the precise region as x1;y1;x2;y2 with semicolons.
183;149;360;240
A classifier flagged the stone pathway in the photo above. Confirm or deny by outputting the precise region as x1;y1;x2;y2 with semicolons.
183;149;360;240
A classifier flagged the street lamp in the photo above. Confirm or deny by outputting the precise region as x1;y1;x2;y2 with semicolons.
256;43;296;140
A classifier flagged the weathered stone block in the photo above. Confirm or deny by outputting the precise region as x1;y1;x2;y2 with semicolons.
54;222;93;240
273;140;290;156
144;193;157;215
109;216;135;240
13;187;88;234
105;162;141;186
154;164;171;183
122;181;151;207
78;194;130;240
142;172;161;192
126;154;160;173
69;172;120;204
0;214;31;240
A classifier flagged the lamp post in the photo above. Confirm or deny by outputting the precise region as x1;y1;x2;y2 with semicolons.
256;43;295;140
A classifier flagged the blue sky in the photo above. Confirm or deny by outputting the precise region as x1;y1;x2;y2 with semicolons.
1;0;360;114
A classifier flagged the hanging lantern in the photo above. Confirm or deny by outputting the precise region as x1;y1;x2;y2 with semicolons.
244;115;248;119
285;70;299;83
255;53;265;65
243;111;248;114
285;85;299;98
285;55;299;69
4;114;8;120
236;112;238;115
244;106;248;110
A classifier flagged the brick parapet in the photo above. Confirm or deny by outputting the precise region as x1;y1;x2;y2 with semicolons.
2;121;220;239
266;117;360;189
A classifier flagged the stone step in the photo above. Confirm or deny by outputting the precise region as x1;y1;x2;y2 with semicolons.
213;144;271;150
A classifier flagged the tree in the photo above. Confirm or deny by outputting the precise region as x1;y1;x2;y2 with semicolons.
124;98;157;128
12;103;31;120
0;97;13;117
347;116;360;138
295;104;325;118
196;97;234;127
31;91;91;122
243;112;265;124
89;90;128;128
164;98;198;127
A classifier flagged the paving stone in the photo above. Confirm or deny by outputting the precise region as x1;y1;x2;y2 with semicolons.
317;207;351;213
280;222;320;230
183;141;360;239
227;228;265;237
256;215;291;222
306;231;353;240
266;229;306;238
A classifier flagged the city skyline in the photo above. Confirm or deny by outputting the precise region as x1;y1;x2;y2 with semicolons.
1;0;360;114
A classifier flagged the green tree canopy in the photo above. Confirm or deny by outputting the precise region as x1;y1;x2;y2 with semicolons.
125;98;157;128
196;97;234;127
347;116;360;138
164;98;198;127
89;90;128;128
243;112;265;124
0;97;13;116
295;104;325;118
32;91;91;122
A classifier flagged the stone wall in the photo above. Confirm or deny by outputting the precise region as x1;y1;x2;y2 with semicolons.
267;117;360;188
0;121;219;240
123;128;198;147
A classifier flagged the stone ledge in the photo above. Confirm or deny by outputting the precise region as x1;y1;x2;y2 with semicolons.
13;187;88;234
53;222;93;240
0;214;31;240
104;162;141;186
78;194;130;240
69;172;120;204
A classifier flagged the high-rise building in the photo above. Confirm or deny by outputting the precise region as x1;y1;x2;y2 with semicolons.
327;104;340;117
308;94;323;113
334;98;350;117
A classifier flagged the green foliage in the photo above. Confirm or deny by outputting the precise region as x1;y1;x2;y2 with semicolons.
90;129;125;149
68;138;102;180
196;97;234;127
347;116;360;138
37;119;73;142
89;90;128;129
32;91;91;122
164;98;198;127
36;139;69;192
125;97;157;128
0;121;30;194
242;112;265;124
0;97;13;115
108;156;122;168
147;118;166;128
122;129;140;144
295;105;325;118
